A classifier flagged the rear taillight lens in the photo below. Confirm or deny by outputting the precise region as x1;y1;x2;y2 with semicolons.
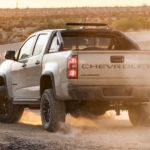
67;55;78;79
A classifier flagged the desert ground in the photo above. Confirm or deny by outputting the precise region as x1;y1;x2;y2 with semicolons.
0;32;150;150
0;110;150;150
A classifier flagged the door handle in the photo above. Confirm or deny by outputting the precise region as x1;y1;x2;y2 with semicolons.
35;60;40;65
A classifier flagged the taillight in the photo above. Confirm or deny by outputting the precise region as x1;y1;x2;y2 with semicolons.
67;55;78;79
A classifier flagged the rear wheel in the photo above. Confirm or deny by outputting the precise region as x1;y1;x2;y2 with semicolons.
0;97;24;123
40;89;65;132
128;104;150;126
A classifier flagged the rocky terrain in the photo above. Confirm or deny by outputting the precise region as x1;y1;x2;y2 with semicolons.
0;110;149;150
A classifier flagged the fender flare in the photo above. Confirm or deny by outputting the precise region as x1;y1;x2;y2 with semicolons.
40;72;56;96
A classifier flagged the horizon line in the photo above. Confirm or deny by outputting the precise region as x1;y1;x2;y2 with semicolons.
0;5;149;9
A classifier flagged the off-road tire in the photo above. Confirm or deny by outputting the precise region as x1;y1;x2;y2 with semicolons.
0;98;24;123
128;104;150;126
40;89;65;132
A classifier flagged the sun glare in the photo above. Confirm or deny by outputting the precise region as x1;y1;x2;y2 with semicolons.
0;0;150;8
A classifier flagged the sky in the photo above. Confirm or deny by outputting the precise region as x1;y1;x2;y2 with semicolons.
0;0;150;8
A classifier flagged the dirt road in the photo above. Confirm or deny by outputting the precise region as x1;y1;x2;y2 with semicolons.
0;110;149;150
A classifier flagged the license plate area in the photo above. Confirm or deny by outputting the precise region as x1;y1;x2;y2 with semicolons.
103;87;132;97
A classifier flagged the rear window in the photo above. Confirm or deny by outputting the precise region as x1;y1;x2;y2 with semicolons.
62;34;120;51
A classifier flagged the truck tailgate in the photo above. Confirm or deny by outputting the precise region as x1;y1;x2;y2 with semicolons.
78;51;150;85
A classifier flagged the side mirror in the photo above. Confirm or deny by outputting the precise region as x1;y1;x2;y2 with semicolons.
5;51;15;60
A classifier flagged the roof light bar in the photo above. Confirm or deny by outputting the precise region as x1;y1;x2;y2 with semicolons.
66;23;108;27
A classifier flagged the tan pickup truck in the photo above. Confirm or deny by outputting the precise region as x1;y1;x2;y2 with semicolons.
0;23;150;132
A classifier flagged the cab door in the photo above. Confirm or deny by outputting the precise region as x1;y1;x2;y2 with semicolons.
24;34;50;99
11;33;49;101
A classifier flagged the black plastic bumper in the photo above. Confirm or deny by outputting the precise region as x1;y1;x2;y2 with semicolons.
68;84;150;102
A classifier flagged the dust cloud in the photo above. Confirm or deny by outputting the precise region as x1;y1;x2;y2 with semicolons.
19;109;41;125
20;109;129;130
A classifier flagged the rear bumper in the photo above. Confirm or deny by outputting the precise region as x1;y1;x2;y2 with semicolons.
68;84;150;102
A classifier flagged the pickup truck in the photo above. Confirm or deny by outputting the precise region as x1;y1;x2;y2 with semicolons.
0;23;150;132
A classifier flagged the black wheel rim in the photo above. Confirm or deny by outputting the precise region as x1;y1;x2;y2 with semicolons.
42;95;51;123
